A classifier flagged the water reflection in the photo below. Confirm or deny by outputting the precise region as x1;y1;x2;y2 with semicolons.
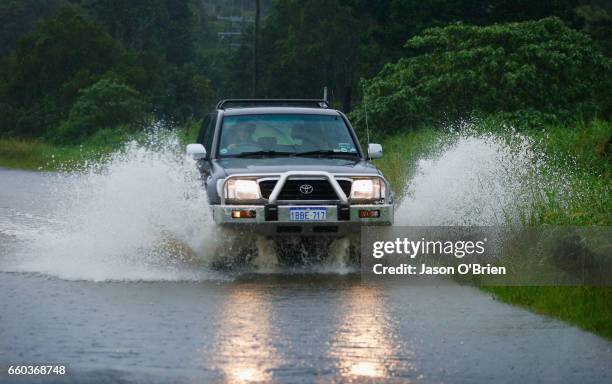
330;284;413;380
212;285;281;383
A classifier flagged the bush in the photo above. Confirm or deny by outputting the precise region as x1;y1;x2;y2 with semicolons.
351;17;612;134
55;77;146;143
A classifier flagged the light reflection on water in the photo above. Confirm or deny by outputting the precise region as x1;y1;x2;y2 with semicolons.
212;286;280;383
206;279;411;383
330;284;413;381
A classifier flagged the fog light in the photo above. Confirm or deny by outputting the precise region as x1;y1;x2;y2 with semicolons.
359;209;380;218
231;210;257;219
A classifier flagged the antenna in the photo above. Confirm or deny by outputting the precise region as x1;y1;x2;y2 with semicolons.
362;82;371;158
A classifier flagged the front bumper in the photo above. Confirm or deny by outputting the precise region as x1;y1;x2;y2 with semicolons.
212;204;393;236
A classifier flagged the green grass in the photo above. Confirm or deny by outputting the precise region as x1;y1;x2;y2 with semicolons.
377;119;612;340
482;286;612;340
0;127;133;171
0;138;95;171
527;120;611;225
0;122;201;171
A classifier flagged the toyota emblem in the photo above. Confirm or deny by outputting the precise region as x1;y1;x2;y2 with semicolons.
299;184;314;194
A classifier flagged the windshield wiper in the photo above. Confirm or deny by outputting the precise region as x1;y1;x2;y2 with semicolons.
292;150;359;158
232;150;295;158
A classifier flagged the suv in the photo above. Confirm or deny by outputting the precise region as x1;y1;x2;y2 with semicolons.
186;99;394;237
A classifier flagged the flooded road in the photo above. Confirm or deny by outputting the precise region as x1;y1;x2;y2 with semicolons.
2;272;611;384
0;135;611;384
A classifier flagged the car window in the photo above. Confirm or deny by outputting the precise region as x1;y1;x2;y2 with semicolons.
218;114;359;157
197;113;216;154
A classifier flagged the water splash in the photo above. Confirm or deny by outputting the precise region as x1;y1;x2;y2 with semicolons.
1;125;566;280
253;236;279;271
3;129;223;282
395;129;565;226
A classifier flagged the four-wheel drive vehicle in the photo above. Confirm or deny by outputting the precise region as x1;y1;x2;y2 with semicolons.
186;99;394;236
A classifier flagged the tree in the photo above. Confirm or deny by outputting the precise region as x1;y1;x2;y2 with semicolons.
55;77;145;142
225;0;360;110
80;0;195;65
4;4;123;136
351;17;612;133
343;0;579;72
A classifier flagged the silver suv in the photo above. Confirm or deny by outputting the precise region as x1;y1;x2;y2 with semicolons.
186;99;394;236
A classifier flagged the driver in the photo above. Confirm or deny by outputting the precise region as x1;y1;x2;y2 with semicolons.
227;122;257;149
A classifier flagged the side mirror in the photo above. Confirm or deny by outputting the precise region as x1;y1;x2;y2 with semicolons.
186;143;207;159
367;143;383;159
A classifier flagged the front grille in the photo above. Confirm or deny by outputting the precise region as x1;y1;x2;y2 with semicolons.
259;179;351;201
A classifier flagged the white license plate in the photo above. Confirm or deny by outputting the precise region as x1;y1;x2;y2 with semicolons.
289;207;327;221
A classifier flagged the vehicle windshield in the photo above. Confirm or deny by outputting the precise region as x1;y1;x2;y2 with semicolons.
217;114;359;157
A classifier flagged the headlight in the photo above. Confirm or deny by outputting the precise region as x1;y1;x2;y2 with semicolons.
350;178;385;201
224;179;261;200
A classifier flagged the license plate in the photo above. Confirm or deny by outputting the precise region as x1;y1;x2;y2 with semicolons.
289;207;327;221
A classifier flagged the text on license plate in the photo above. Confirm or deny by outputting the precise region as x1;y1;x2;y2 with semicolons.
289;208;327;221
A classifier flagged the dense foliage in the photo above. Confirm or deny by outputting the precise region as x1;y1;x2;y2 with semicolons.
0;1;214;143
2;5;124;138
224;0;360;110
351;17;612;134
0;0;611;143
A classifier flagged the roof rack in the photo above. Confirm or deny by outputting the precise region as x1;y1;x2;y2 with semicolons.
216;99;329;110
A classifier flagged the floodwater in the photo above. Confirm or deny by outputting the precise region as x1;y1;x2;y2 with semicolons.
0;132;610;383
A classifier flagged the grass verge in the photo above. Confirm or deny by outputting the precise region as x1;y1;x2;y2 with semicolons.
482;286;612;340
0;121;201;171
0;138;98;171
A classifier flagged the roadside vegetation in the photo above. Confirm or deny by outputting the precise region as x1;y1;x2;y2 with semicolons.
0;120;201;171
0;127;132;171
485;286;612;340
0;138;90;170
525;120;611;226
